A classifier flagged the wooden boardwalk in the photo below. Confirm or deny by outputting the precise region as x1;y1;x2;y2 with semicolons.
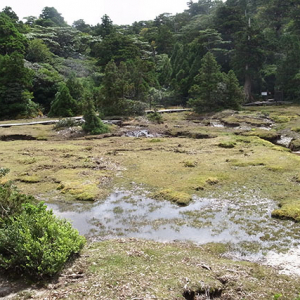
0;109;191;128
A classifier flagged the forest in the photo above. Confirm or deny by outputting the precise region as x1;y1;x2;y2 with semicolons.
1;0;300;122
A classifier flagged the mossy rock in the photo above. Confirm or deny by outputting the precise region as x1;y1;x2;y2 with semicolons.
153;189;192;206
271;206;300;222
240;130;280;142
58;181;99;201
183;160;197;167
18;175;41;183
218;141;236;149
220;116;240;127
290;139;300;151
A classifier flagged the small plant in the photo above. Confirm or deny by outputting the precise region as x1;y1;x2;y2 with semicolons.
147;112;163;124
53;118;82;130
0;168;9;178
273;293;282;300
218;141;236;148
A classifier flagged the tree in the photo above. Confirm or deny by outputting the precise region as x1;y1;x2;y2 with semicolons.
188;52;243;112
26;39;52;62
93;15;115;38
188;52;223;112
223;70;244;109
91;32;141;66
72;19;91;33
0;13;27;55
48;83;77;117
0;52;36;119
1;6;19;23
232;22;264;102
276;36;300;101
36;7;68;27
82;93;109;135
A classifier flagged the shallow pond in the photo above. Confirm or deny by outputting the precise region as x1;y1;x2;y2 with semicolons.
46;186;300;275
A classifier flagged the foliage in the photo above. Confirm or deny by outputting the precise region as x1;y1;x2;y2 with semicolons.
0;202;85;278
26;39;52;62
93;14;115;38
0;52;36;119
35;7;68;27
82;95;109;134
53;118;82;130
147;112;163;123
0;167;85;279
0;13;27;55
0;183;36;225
48;83;78;117
188;52;243;112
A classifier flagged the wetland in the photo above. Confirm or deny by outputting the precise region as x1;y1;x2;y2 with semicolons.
2;106;300;299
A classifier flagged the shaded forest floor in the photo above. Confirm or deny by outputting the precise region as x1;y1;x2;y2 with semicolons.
1;106;300;299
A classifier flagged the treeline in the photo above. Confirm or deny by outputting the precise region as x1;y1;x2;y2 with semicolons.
0;1;300;120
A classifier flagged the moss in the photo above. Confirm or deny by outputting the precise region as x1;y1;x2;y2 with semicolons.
218;141;236;148
58;181;99;201
18;175;41;183
241;130;280;142
183;160;197;167
272;204;300;222
230;160;265;167
290;139;300;151
271;115;291;123
153;189;192;206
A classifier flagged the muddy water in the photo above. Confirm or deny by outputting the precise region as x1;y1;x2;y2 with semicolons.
46;186;300;275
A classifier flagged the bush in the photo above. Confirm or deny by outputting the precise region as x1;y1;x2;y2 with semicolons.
147;112;163;124
0;169;85;279
0;183;36;224
53;118;83;130
0;202;85;278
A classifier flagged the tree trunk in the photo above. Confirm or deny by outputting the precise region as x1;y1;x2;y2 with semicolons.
244;68;252;103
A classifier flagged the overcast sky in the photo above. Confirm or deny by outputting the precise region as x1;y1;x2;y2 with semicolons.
1;0;189;26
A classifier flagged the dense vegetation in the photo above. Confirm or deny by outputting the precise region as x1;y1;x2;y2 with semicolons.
0;169;85;279
1;1;300;120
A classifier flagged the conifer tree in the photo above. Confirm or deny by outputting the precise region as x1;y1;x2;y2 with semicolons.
48;83;77;117
188;52;223;112
82;94;109;135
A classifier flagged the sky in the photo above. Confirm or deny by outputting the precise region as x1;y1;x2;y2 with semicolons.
1;0;189;26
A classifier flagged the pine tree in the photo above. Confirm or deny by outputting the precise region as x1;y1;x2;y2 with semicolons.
223;70;244;109
82;94;109;135
48;83;77;117
188;52;223;112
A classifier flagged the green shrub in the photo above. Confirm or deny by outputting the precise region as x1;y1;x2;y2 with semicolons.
147;112;163;124
0;183;36;224
0;202;85;278
0;168;9;178
53;118;82;130
0;169;85;279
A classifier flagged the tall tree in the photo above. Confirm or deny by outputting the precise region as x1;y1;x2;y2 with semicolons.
94;15;115;38
0;13;27;55
188;52;224;112
0;52;35;119
48;83;77;117
36;7;68;27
